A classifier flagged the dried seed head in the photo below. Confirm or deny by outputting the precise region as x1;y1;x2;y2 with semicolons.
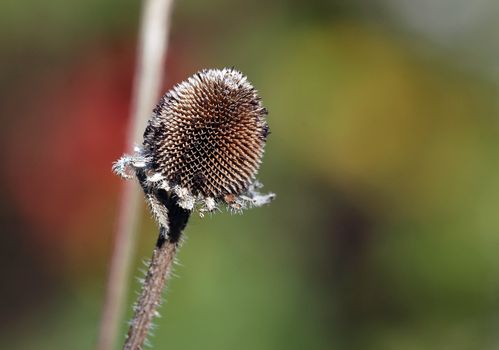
113;68;274;215
143;68;269;200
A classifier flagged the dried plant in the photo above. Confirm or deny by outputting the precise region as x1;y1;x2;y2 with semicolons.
113;68;274;349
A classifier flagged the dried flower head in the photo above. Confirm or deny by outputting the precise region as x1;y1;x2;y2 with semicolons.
114;68;274;220
144;68;268;198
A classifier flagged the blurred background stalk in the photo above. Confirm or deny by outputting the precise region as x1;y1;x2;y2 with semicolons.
96;0;174;349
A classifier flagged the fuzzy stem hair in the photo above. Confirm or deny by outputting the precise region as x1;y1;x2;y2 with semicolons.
124;237;178;350
124;170;190;349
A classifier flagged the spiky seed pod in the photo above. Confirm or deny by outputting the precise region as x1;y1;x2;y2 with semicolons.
113;68;274;214
143;68;269;200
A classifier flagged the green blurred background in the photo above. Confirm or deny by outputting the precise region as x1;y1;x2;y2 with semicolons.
1;0;499;349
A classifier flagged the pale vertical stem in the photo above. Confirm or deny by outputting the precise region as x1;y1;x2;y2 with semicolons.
96;1;175;350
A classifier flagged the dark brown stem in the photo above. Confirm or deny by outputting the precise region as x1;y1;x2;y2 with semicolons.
124;235;178;350
124;196;190;350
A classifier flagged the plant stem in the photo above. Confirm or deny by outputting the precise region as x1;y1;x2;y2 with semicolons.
124;201;190;350
124;236;177;350
97;0;175;349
